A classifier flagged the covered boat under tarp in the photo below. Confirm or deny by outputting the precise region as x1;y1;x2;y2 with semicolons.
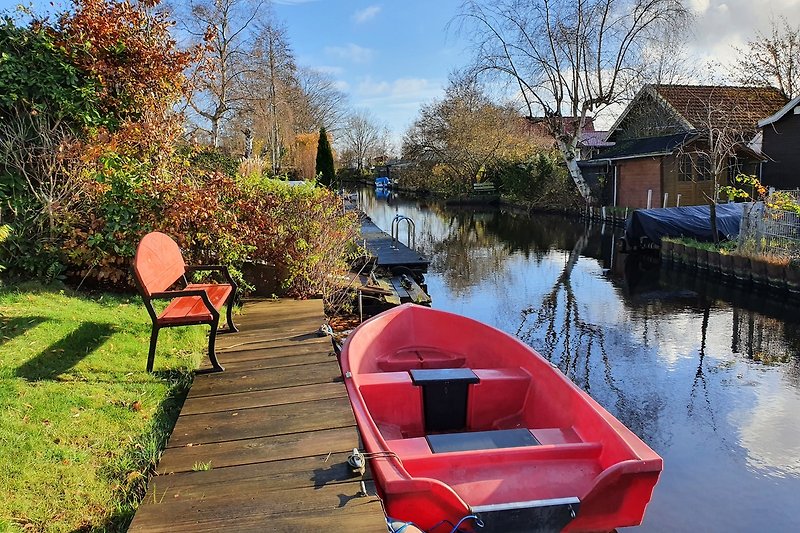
341;304;663;533
625;203;747;247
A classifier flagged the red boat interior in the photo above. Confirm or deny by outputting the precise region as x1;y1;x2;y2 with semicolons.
344;305;662;530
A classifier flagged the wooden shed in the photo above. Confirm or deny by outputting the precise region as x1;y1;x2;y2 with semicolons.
594;84;787;208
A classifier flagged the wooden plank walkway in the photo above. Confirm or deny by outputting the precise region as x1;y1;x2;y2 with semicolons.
129;299;386;532
361;215;430;271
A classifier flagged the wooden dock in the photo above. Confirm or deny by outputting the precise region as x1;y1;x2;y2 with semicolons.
360;215;429;271
129;299;386;532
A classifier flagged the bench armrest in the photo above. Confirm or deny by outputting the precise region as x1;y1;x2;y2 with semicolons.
185;264;238;289
149;289;219;319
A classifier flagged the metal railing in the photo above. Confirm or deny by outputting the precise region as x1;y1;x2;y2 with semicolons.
738;196;800;258
391;214;416;250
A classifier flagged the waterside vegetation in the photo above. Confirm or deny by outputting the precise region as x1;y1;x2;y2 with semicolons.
0;1;360;529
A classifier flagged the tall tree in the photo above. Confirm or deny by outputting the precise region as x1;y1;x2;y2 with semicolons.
233;19;301;174
297;67;349;133
339;109;387;172
176;0;268;147
259;20;296;174
403;75;535;190
675;90;764;244
733;17;800;100
315;127;335;186
458;0;688;201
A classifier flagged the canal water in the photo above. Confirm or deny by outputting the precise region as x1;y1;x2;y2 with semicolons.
356;187;800;532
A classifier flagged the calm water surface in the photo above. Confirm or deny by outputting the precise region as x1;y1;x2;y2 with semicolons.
356;188;800;532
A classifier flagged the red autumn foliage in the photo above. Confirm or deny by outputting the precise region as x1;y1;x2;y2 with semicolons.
55;0;195;122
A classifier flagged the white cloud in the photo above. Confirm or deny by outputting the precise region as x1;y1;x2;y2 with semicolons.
353;5;381;24
357;77;439;100
350;76;445;146
325;43;376;64
685;0;800;74
314;65;345;76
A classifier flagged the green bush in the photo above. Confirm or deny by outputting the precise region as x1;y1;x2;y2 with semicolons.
0;17;105;128
494;151;580;206
185;147;241;178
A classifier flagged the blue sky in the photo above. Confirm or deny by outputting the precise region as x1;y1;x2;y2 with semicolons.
273;0;464;145
3;0;799;148
0;0;465;147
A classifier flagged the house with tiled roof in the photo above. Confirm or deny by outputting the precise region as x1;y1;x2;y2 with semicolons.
524;116;614;160
588;84;787;208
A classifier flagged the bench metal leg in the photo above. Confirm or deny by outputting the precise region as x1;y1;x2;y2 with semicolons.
208;321;224;372
225;302;238;333
147;326;159;373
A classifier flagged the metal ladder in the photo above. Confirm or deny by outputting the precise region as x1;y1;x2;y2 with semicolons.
391;214;416;250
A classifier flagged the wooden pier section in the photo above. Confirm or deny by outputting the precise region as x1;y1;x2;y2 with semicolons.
129;299;386;532
360;215;429;271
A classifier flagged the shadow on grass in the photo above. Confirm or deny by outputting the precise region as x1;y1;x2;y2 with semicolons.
0;316;47;347
100;370;195;532
15;322;116;380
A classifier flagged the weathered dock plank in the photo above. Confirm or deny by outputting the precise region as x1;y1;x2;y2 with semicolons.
180;381;346;416
129;298;385;532
187;360;342;398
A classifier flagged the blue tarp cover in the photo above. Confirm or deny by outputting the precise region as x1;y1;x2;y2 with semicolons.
625;203;747;245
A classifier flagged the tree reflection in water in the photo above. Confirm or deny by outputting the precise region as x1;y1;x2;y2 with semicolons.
357;188;800;530
515;231;626;409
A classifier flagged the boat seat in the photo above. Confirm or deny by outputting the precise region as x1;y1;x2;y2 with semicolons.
410;368;480;432
426;428;540;453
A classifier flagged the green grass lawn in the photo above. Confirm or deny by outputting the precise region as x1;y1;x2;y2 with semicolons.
0;284;206;532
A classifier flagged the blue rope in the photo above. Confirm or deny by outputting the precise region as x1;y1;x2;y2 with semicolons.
449;515;484;533
388;513;483;533
386;517;421;532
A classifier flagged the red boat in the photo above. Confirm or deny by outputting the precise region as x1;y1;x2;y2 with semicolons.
340;304;662;532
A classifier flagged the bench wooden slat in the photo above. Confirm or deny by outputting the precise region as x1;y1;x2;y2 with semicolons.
134;232;187;296
473;182;497;193
159;285;232;325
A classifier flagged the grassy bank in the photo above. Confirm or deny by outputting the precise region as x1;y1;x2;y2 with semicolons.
0;284;205;532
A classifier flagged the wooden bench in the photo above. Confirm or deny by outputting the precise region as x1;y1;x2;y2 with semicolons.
132;232;238;373
473;181;497;194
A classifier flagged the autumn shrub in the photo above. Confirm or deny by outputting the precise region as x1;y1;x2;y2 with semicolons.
236;177;360;296
0;0;194;281
60;151;357;296
1;0;359;297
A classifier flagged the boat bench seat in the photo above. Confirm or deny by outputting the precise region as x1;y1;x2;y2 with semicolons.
359;368;535;438
388;432;602;463
427;428;539;453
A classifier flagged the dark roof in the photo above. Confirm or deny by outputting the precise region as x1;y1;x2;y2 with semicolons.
594;132;698;160
654;85;787;132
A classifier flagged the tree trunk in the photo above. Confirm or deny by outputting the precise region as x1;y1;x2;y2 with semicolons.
243;128;253;159
709;200;719;245
555;137;593;202
211;118;220;148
